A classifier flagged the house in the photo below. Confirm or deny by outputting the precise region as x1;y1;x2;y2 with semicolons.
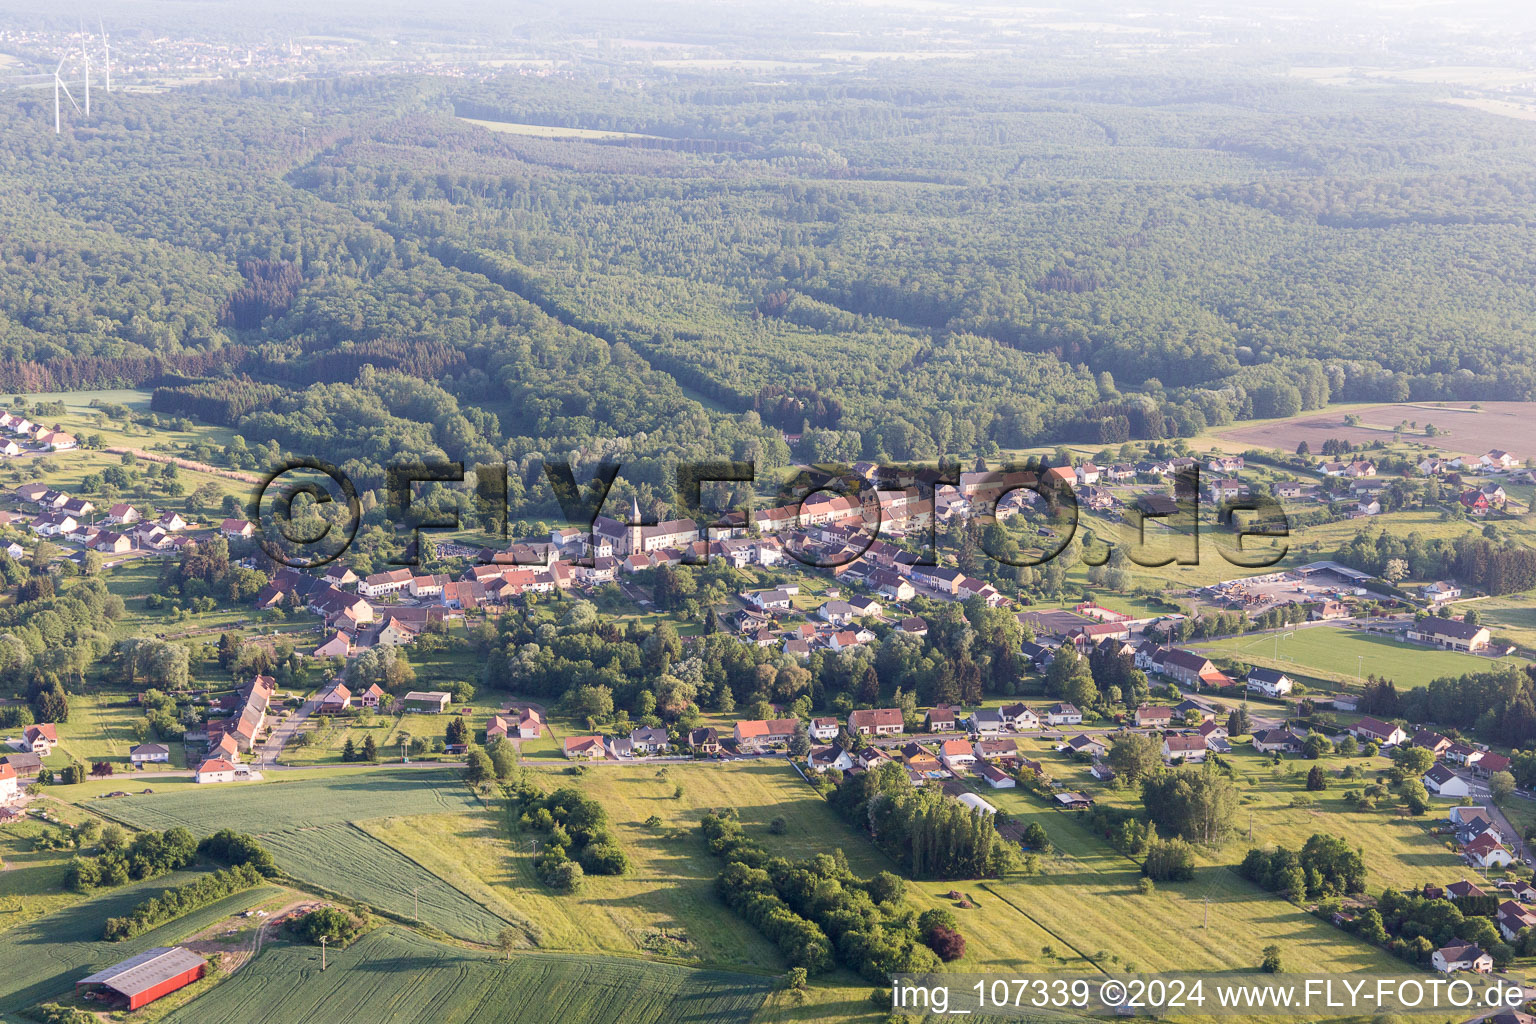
312;631;352;659
129;743;170;765
1163;734;1208;763
1424;764;1472;799
1424;581;1461;604
607;736;633;759
1246;668;1293;697
195;758;240;784
1134;705;1173;729
1160;649;1218;688
807;745;854;773
818;599;857;626
154;511;188;532
1253;729;1302;755
316;680;352;714
219;518;254;539
1497;900;1536;942
22;723;57;754
977;762;1015;789
402;691;451;714
1465;832;1515;869
1045;702;1082;726
1406;617;1492;654
563;736;607;760
975;738;1017;761
899;616;928;636
1350;717;1408;746
630;726;669;755
75;947;207;1010
1473;752;1512;778
733;718;798;752
847;708;904;737
485;714;516;741
1432;941;1493;974
689;728;721;755
925;707;957;732
810;717;840;741
90;530;132;554
1090;761;1116;782
1413;730;1453;756
998;702;1039;731
1197;719;1229;745
745;588;794;613
106;503;141;526
1065;734;1108;758
359;568;413;598
940;738;977;770
969;708;1005;737
1481;450;1520;470
904;743;941;773
29;511;77;537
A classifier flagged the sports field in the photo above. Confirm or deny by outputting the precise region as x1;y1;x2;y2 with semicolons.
1192;624;1522;689
157;927;773;1024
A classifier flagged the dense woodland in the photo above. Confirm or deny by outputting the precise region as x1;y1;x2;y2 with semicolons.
6;65;1536;515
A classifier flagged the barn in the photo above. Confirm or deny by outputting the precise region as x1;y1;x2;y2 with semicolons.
76;947;206;1009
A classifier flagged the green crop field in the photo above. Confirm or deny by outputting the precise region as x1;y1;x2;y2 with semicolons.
1191;625;1521;689
157;927;772;1024
0;872;275;1014
83;768;485;832
256;823;529;943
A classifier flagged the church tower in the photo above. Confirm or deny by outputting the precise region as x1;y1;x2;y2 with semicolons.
628;494;643;555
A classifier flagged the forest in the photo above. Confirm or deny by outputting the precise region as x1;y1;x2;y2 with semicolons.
6;61;1536;520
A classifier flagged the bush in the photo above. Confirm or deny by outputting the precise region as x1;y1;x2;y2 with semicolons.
290;906;363;945
1142;835;1196;882
926;924;966;962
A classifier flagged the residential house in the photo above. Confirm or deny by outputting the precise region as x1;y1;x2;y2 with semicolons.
1424;764;1472;799
195;758;241;784
1432;941;1493;974
940;738;977;770
1465;832;1515;870
359;568;413;598
1045;702;1083;726
1497;901;1536;942
1066;734;1108;758
809;717;840;741
733;718;798;752
925;707;957;733
1134;705;1173;729
1246;668;1294;697
998;702;1039;731
977;762;1015;789
848;708;904;737
563;736;607;760
0;762;15;802
316;680;352;714
969;708;1005;737
807;745;854;773
106;504;142;526
1160;649;1219;689
154;511;188;532
219;519;254;539
1473;752;1512;779
311;631;352;659
630;726;669;755
1253;729;1302;755
1424;581;1461;604
688;728;721;755
129;743;170;765
1163;735;1208;763
1413;730;1454;757
29;511;77;537
22;723;57;754
1350;717;1409;746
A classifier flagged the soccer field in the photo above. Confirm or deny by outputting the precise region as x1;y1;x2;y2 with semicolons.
1193;625;1521;689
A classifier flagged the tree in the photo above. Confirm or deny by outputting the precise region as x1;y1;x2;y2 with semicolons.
1489;770;1516;803
361;735;378;762
496;926;519;961
1260;945;1282;973
1022;822;1049;850
464;748;494;786
1226;706;1251;737
445;716;468;746
1141;765;1239;844
1142;834;1196;882
1108;732;1162;783
1305;765;1328;791
1391;745;1435;775
341;738;356;762
1302;733;1332;760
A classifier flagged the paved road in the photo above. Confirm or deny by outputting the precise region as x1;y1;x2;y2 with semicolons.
1458;770;1534;868
256;698;317;766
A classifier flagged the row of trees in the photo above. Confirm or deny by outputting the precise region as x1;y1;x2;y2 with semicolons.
102;863;267;940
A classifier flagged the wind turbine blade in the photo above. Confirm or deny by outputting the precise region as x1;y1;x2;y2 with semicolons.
55;57;67;75
59;80;81;114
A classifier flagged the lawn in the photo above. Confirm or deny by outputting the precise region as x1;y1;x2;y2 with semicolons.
156;926;773;1024
1191;624;1522;689
0;871;276;1015
81;767;486;833
51;690;188;769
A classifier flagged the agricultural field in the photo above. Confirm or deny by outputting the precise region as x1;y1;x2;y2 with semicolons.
256;822;529;943
157;927;773;1024
0;871;276;1015
1192;624;1523;689
82;767;486;832
1211;401;1536;462
457;116;665;140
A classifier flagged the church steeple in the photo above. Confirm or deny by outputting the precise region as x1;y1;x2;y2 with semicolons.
628;495;643;554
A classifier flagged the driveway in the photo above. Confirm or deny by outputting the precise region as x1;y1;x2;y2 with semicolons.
257;698;317;766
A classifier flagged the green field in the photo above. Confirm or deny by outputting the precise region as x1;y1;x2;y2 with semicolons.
1192;624;1522;689
158;926;772;1024
0;872;275;1014
256;823;529;943
83;768;485;832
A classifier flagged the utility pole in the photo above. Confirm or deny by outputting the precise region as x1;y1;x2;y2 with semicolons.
1203;895;1209;929
320;935;327;971
413;886;419;921
1248;812;1253;843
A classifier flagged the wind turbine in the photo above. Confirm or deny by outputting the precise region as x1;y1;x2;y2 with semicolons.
100;18;111;93
54;58;81;134
78;21;90;117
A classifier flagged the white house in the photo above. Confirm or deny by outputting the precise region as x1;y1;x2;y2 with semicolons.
195;758;239;784
1431;941;1492;974
809;717;840;741
1246;668;1294;698
129;743;171;765
0;762;17;802
1045;702;1082;726
1424;764;1472;799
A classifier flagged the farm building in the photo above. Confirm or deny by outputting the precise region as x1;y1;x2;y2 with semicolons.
955;792;998;816
76;947;206;1009
402;691;451;713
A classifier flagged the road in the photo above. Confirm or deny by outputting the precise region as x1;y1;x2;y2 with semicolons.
256;697;318;767
1458;770;1534;868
